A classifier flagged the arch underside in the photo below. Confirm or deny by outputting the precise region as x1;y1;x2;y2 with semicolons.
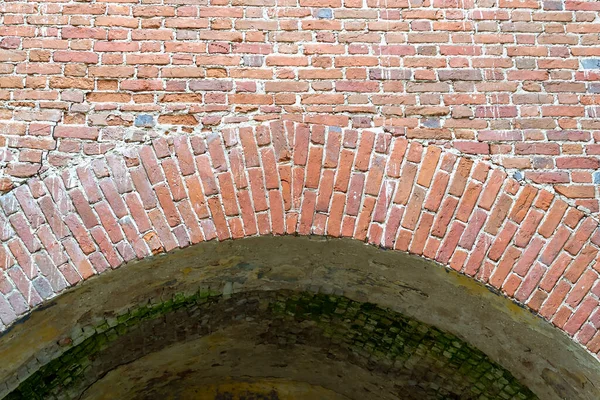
0;1;599;398
0;237;598;400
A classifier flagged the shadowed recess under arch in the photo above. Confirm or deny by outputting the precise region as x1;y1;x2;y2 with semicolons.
0;237;598;400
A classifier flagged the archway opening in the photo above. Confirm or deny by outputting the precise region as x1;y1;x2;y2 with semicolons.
1;237;598;400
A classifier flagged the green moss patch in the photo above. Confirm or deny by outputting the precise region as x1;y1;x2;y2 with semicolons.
5;290;536;400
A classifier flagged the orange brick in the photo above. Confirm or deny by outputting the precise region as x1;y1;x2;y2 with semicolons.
393;163;418;205
448;158;473;197
509;186;537;223
416;146;442;188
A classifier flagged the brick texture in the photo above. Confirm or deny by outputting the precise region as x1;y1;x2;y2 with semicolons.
0;0;599;364
0;120;598;363
0;1;600;213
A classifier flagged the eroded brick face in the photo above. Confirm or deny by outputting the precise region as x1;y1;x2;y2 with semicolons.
0;0;600;367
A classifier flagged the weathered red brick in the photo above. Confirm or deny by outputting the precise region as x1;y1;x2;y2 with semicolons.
423;171;449;212
565;245;598;283
416;146;442;188
99;178;129;219
154;183;181;227
487;221;518;261
38;196;70;239
248;168;269;212
436;221;465;264
386;138;408;178
54;126;98;140
455;182;482;222
564;297;597;335
484;193;513;236
448;158;473;197
566;270;598;308
509;186;537;223
514;237;545;276
195;154;219;196
129;167;158;210
540;226;571;266
538;199;568;238
459;208;487;250
393;163;418;206
477;169;506;210
409;212;434;255
93;201;124;244
565;218;597;256
147;209;179;251
334;149;355;192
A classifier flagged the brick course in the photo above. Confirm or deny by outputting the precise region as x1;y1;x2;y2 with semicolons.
0;0;600;365
0;0;599;211
0;120;598;362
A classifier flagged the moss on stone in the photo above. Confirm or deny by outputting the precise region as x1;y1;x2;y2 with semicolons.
5;290;537;400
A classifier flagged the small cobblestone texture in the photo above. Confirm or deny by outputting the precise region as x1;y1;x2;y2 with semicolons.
4;290;536;400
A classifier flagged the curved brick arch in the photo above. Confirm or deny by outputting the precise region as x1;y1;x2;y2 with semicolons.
0;119;599;362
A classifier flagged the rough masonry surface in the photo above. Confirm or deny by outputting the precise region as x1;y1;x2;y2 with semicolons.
0;0;600;378
1;0;600;212
3;237;599;399
0;121;599;363
5;290;537;400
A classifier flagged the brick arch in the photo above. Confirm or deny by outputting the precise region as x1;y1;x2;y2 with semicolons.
1;236;598;399
0;119;599;360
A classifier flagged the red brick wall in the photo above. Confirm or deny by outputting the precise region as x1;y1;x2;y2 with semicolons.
0;0;600;360
1;0;600;211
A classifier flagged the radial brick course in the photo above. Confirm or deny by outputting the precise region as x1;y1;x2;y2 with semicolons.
0;120;598;363
0;0;600;375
